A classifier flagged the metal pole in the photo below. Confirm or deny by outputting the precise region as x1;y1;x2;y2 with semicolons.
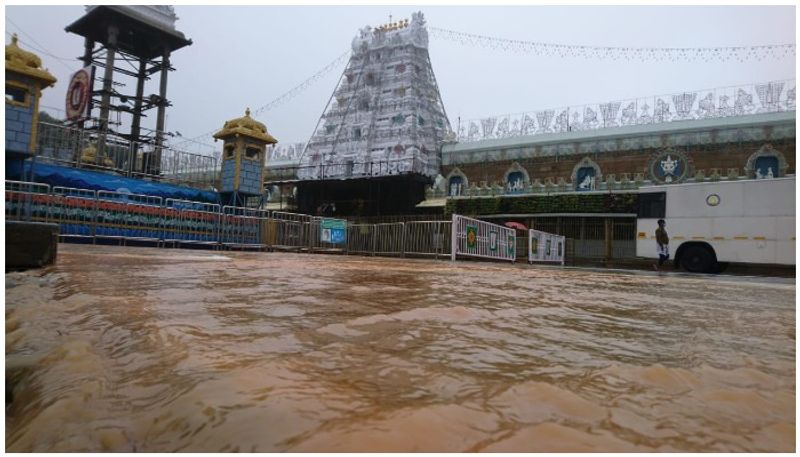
400;222;405;257
97;25;119;163
371;224;376;256
153;49;170;176
80;37;94;135
129;57;147;176
450;213;457;262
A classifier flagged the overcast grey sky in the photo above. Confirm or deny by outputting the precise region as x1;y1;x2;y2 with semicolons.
5;5;796;153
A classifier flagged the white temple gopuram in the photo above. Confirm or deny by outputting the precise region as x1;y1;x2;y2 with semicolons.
297;12;452;181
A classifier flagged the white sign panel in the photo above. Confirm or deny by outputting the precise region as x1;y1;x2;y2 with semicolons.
528;229;565;265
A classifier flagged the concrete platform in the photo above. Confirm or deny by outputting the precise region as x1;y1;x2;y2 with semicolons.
6;221;59;270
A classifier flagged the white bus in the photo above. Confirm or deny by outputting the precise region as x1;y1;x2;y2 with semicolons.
636;176;795;273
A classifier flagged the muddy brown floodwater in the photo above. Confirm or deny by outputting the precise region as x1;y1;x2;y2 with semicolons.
5;244;795;452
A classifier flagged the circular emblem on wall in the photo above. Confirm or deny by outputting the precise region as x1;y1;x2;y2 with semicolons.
65;67;91;121
647;148;693;184
706;194;721;206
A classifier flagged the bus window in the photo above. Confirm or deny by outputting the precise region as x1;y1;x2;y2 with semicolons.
638;192;666;218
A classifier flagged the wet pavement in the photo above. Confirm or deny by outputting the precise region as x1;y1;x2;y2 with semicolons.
5;244;795;452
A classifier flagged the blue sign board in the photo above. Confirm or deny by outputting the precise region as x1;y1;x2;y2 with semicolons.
321;218;347;244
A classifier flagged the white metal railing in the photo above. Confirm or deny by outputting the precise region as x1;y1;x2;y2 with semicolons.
96;190;163;242
293;156;439;181
374;222;405;256
7;181;565;263
221;206;270;248
163;199;220;246
35;121;218;188
404;221;451;258
5;180;50;222
347;223;376;255
267;219;308;249
271;211;315;224
51;186;97;239
451;214;516;262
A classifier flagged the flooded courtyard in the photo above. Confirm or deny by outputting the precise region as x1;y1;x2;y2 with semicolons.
5;244;795;452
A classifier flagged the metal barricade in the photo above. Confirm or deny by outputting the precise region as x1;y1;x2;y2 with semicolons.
163;199;220;247
220;206;269;250
96;190;163;245
612;219;637;259
36;122;85;168
5;180;51;222
574;217;606;259
268;212;315;250
374;222;405;257
451;214;516;262
308;217;347;252
404;221;452;259
271;211;314;223
51;186;97;241
528;229;566;265
264;219;307;250
347;223;376;255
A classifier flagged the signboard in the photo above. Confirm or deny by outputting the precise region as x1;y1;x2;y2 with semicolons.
466;224;478;250
528;229;566;265
65;66;92;122
489;230;498;251
321;218;347;244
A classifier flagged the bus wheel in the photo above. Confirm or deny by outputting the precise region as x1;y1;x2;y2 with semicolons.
680;245;717;273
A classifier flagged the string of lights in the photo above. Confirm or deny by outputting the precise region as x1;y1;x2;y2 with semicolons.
428;26;796;62
173;50;351;149
253;50;351;117
4;27;80;72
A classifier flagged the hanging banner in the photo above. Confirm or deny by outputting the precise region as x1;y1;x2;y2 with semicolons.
65;66;92;122
321;218;347;244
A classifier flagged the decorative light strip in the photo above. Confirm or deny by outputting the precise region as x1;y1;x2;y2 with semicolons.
173;50;351;151
429;27;796;62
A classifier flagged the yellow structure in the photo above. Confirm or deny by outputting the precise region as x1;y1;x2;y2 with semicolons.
5;34;57;155
213;108;277;204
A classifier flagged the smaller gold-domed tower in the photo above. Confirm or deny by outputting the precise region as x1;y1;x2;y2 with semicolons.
5;34;57;162
213;108;277;206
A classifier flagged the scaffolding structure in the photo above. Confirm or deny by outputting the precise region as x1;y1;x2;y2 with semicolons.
65;5;192;176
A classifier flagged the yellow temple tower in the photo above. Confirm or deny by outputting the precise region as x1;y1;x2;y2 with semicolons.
5;34;57;177
213;108;277;206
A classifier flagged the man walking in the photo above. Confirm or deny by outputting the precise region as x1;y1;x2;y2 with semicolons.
654;219;669;270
